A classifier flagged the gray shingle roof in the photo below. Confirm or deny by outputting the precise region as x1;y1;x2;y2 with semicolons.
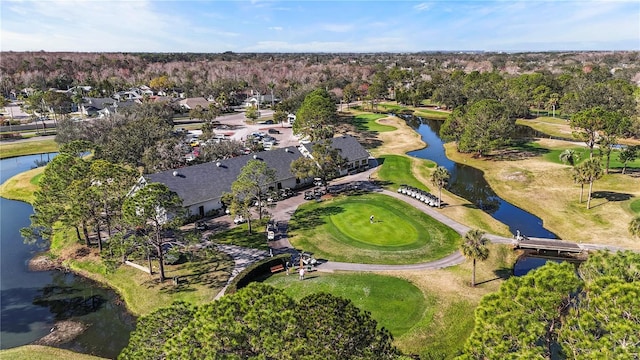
145;147;303;207
302;134;369;162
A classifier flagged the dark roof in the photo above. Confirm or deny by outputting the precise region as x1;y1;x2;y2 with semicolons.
146;147;303;207
302;134;369;163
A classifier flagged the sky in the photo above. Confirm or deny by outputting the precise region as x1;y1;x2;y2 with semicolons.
1;0;639;52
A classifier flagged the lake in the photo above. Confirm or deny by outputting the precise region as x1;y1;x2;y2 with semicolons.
0;153;135;358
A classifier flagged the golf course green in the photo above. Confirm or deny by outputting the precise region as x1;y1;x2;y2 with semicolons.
264;272;430;336
288;193;461;264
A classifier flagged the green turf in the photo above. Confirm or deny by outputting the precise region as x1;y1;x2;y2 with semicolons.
288;193;460;264
631;199;640;214
0;139;59;159
208;220;270;250
351;113;397;133
264;272;429;337
377;154;431;191
328;200;419;248
542;146;590;165
542;146;640;169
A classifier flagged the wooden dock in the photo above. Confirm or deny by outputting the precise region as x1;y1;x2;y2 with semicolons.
514;237;583;254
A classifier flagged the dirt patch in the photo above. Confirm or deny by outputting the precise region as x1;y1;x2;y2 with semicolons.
499;171;529;182
32;320;88;346
29;255;65;272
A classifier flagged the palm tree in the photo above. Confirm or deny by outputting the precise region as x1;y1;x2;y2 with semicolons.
267;81;276;109
571;165;589;203
581;158;603;210
430;166;450;208
630;217;640;239
460;229;490;287
559;149;579;166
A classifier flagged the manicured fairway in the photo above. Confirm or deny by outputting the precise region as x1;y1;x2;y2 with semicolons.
377;154;431;191
264;272;430;336
352;113;397;133
288;193;461;264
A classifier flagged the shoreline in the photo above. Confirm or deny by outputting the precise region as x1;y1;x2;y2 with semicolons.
31;320;89;348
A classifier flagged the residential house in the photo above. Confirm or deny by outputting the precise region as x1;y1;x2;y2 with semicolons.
141;146;308;218
97;100;137;118
286;113;296;126
300;135;370;176
113;88;146;102
179;97;215;111
243;94;279;108
80;97;116;117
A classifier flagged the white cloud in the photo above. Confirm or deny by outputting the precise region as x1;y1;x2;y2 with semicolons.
320;23;354;33
268;26;283;31
414;2;432;12
1;0;184;51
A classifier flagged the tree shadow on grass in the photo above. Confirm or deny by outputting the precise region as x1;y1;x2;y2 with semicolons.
475;268;513;286
288;206;344;232
591;191;633;202
488;143;549;161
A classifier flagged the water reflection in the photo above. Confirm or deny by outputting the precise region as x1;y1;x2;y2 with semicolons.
404;115;557;239
0;154;135;358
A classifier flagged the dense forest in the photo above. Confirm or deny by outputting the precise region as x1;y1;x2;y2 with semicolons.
2;51;639;103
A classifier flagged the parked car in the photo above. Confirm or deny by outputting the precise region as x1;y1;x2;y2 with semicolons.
267;231;275;240
268;128;280;134
195;221;208;231
233;216;246;224
304;191;315;200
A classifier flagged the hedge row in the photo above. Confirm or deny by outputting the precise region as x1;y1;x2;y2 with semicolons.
225;253;291;294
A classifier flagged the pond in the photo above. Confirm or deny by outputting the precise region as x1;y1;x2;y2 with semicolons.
0;153;135;358
404;116;558;239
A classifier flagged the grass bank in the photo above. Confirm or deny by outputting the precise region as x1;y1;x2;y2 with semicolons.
0;139;59;159
49;227;234;316
444;138;640;249
517;116;640;146
0;166;44;203
387;244;518;358
0;345;107;360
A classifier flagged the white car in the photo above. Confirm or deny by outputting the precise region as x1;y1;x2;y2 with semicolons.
233;216;246;224
267;231;275;240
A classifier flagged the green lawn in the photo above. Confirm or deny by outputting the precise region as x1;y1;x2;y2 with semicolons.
288;193;460;264
542;146;590;165
351;113;397;133
0;139;59;159
376;102;449;120
630;199;640;214
264;272;430;337
0;345;107;360
541;145;640;169
377;154;432;191
207;219;271;250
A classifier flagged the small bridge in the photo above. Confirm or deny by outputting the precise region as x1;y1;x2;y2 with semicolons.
514;236;584;254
